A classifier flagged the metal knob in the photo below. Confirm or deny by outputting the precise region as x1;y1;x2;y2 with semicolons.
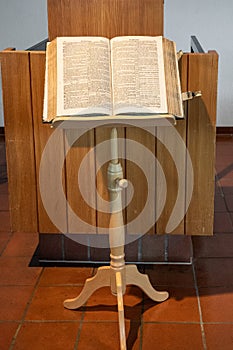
117;178;128;189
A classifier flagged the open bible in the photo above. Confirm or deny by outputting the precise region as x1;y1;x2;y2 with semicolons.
43;36;184;123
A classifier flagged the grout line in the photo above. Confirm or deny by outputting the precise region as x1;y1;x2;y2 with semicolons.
142;321;201;325
37;283;87;287
9;267;44;350
139;293;146;350
0;232;13;256
21;319;82;324
22;319;117;324
192;263;207;350
139;320;143;350
73;308;86;350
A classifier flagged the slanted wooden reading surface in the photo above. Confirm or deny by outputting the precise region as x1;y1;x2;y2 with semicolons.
43;36;183;124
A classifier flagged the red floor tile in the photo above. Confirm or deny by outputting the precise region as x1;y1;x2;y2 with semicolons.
214;195;227;212
192;233;233;258
143;287;199;323
78;321;140;350
204;324;233;350
225;194;233;211
0;322;19;350
25;286;84;321
141;324;203;350
13;322;80;350
0;192;9;211
199;287;233;322
140;235;165;261
215;164;233;178
0;256;42;286
215;159;233;172
0;286;34;321
0;239;8;255
82;286;143;323
195;258;233;287
83;286;119;322
221;184;233;195
0;231;12;255
2;232;38;257
167;236;193;262
114;286;143;324
0;183;8;194
0;136;232;349
214;212;233;232
230;212;233;224
39;267;94;286
145;264;195;287
0;211;11;232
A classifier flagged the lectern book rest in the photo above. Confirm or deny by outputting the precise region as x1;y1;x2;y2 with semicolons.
43;36;183;123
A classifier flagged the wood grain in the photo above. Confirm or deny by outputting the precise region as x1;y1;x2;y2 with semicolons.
47;0;163;40
156;54;188;235
125;127;156;235
0;51;38;232
65;129;97;233
47;0;164;236
185;52;218;235
30;52;67;233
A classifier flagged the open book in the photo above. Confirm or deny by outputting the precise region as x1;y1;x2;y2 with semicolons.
43;36;184;123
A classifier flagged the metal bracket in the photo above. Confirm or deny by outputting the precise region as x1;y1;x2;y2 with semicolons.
182;91;202;101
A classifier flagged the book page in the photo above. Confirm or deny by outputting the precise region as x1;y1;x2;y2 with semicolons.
163;38;183;118
111;36;167;115
57;37;112;116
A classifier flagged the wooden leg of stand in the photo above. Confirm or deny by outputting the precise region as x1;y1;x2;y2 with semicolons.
64;266;111;309
125;265;169;302
116;271;127;350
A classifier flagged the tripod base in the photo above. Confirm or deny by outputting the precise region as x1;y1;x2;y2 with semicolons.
64;264;168;350
64;128;169;350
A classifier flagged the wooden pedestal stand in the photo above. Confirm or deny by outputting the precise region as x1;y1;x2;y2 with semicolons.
64;127;169;350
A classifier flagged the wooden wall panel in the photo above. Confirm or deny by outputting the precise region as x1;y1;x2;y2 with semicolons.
1;0;218;248
156;122;186;235
125;127;156;235
47;0;164;236
186;52;218;235
47;0;164;40
65;129;97;233
30;52;67;233
156;55;188;235
0;51;38;232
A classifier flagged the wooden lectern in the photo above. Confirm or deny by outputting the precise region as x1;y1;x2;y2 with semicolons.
60;126;169;350
0;2;218;346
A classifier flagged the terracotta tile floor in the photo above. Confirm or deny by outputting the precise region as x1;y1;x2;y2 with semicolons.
0;134;233;349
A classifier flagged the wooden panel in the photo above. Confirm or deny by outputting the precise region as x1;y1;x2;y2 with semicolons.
47;0;163;40
156;122;186;235
125;127;156;235
186;52;218;235
30;52;67;233
156;55;188;235
65;129;97;233
0;51;38;232
47;0;164;236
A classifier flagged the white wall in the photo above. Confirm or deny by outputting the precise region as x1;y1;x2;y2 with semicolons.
0;1;233;126
0;0;48;126
165;0;233;126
